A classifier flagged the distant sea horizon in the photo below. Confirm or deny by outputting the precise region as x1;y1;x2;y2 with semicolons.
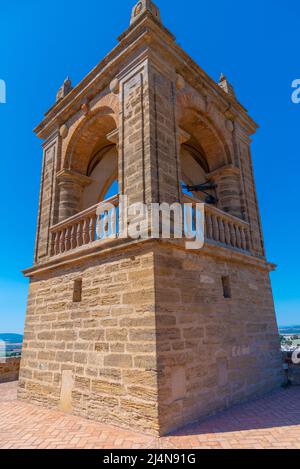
279;325;300;335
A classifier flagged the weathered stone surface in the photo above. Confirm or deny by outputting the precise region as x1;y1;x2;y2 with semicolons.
104;354;133;368
19;0;282;438
91;379;125;396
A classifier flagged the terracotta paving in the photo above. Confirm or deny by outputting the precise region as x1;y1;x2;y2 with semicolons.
0;381;300;449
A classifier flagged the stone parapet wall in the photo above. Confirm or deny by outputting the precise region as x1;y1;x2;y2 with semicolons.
0;357;21;383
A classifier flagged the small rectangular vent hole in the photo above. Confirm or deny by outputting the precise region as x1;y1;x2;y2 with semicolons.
73;278;82;303
222;276;231;299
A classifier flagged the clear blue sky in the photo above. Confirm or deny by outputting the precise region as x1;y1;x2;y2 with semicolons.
0;0;299;333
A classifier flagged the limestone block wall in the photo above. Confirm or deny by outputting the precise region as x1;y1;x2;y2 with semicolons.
154;244;283;435
0;357;21;383
19;240;283;435
18;246;160;435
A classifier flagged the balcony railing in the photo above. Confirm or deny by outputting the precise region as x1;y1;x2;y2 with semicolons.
50;194;119;256
49;194;251;257
183;194;251;252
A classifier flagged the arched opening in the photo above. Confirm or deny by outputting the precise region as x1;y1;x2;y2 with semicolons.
60;107;120;220
178;107;230;172
82;145;119;210
180;144;217;205
177;101;234;210
65;110;118;174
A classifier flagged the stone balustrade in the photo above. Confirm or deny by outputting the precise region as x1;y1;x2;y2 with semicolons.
183;194;251;252
50;195;119;256
50;193;251;257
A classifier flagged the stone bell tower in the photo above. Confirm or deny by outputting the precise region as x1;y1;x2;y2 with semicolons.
19;1;282;436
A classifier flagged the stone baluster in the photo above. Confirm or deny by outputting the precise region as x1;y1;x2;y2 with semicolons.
235;226;242;249
230;224;237;247
77;222;83;247
70;224;77;250
212;215;219;242
224;221;231;246
60;229;66;253
89;216;96;243
54;231;60;255
218;218;225;244
245;228;251;251
65;227;71;252
240;228;247;250
83;218;89;245
206;213;213;239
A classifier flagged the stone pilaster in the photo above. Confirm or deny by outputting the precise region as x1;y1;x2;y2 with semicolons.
118;60;149;206
119;58;180;207
148;62;181;205
236;126;265;258
34;133;61;263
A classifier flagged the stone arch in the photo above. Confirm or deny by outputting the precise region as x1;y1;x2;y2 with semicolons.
64;101;118;175
177;91;232;172
91;93;119;126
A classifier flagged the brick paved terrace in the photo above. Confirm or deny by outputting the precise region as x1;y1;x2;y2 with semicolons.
0;381;300;449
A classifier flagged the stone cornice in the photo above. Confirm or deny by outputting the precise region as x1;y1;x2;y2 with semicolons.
122;16;259;134
34;37;150;139
34;15;258;141
23;237;274;279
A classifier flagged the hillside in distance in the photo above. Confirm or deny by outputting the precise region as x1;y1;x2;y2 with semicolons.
0;333;23;343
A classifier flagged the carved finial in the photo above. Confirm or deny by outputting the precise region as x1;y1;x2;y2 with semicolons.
56;76;73;102
130;0;161;26
218;73;236;98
